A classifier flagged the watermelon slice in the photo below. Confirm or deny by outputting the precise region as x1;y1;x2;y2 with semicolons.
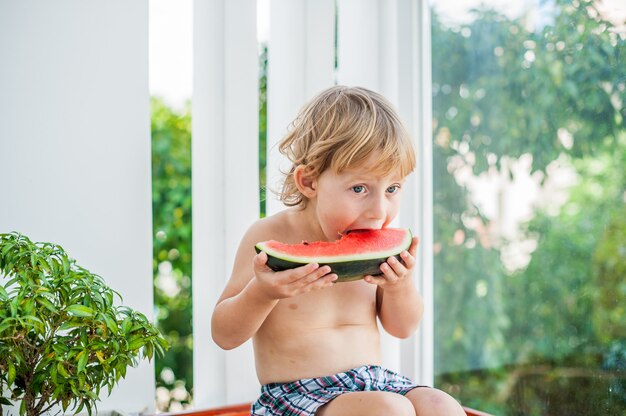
255;228;412;282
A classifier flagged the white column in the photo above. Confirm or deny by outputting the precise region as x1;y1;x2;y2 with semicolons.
397;0;434;387
378;0;399;103
336;0;379;90
304;0;336;97
336;0;399;97
0;0;154;412
266;0;335;216
192;0;260;407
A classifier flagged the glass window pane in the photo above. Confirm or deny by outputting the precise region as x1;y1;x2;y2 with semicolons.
430;1;626;414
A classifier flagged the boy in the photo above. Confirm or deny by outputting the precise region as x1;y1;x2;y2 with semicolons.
211;86;465;415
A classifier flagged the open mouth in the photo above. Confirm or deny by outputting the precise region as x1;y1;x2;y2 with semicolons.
344;227;383;234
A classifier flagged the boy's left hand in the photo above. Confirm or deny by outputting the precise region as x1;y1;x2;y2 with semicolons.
363;237;419;290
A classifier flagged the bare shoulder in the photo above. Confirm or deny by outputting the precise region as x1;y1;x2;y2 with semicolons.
243;209;295;245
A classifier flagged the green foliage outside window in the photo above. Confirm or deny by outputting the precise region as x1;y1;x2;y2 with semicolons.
151;98;193;411
432;0;626;413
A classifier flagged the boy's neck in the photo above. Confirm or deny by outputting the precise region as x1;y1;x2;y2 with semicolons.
296;202;334;242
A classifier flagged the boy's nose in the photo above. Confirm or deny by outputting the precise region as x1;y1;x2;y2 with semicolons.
366;196;386;220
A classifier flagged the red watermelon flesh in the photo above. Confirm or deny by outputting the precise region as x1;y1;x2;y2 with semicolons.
255;228;412;282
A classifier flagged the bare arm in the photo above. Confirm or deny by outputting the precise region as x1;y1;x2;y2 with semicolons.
211;221;337;350
376;276;424;338
364;237;424;338
211;270;279;350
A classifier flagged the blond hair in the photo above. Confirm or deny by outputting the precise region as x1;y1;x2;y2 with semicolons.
277;85;416;207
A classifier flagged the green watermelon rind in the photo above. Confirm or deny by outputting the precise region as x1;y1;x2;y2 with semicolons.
258;253;406;282
255;229;412;283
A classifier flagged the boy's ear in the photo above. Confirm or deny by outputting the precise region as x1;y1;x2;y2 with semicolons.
294;165;317;198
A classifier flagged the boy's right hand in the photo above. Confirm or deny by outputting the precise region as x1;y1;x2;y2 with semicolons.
252;251;338;300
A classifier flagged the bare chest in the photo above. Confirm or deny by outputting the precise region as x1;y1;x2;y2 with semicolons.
264;280;378;331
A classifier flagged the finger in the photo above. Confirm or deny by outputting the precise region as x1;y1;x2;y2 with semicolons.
289;264;332;288
307;273;338;290
408;236;419;256
379;261;399;282
386;255;407;276
281;262;321;284
397;237;419;269
364;274;387;286
399;250;416;270
253;251;271;272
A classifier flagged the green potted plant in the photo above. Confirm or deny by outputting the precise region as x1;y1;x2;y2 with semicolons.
0;232;169;416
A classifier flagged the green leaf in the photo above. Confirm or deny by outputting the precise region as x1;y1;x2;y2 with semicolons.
117;362;127;379
0;319;14;334
50;362;58;383
10;298;18;318
1;240;15;257
19;397;26;416
77;350;88;374
105;291;113;307
144;342;154;360
121;317;132;334
127;338;145;351
52;342;70;355
50;257;61;274
57;362;70;378
35;295;58;313
62;255;70;274
103;314;118;334
67;304;94;317
7;361;16;386
22;315;44;325
59;320;83;331
85;400;93;416
3;276;19;291
0;397;12;406
38;257;52;274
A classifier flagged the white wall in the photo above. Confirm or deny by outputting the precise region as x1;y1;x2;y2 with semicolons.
0;0;155;412
193;0;260;407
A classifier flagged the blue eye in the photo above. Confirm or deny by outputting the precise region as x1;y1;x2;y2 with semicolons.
387;185;400;193
352;185;365;194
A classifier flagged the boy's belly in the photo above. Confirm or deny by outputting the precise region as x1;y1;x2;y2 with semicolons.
253;321;382;384
252;281;381;385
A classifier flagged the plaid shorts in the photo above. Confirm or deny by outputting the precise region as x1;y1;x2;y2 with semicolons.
250;364;422;416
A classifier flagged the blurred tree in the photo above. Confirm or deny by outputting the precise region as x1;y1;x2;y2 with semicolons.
502;141;626;415
431;0;626;413
151;97;193;410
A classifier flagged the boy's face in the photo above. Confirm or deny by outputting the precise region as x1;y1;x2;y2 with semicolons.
310;153;405;240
